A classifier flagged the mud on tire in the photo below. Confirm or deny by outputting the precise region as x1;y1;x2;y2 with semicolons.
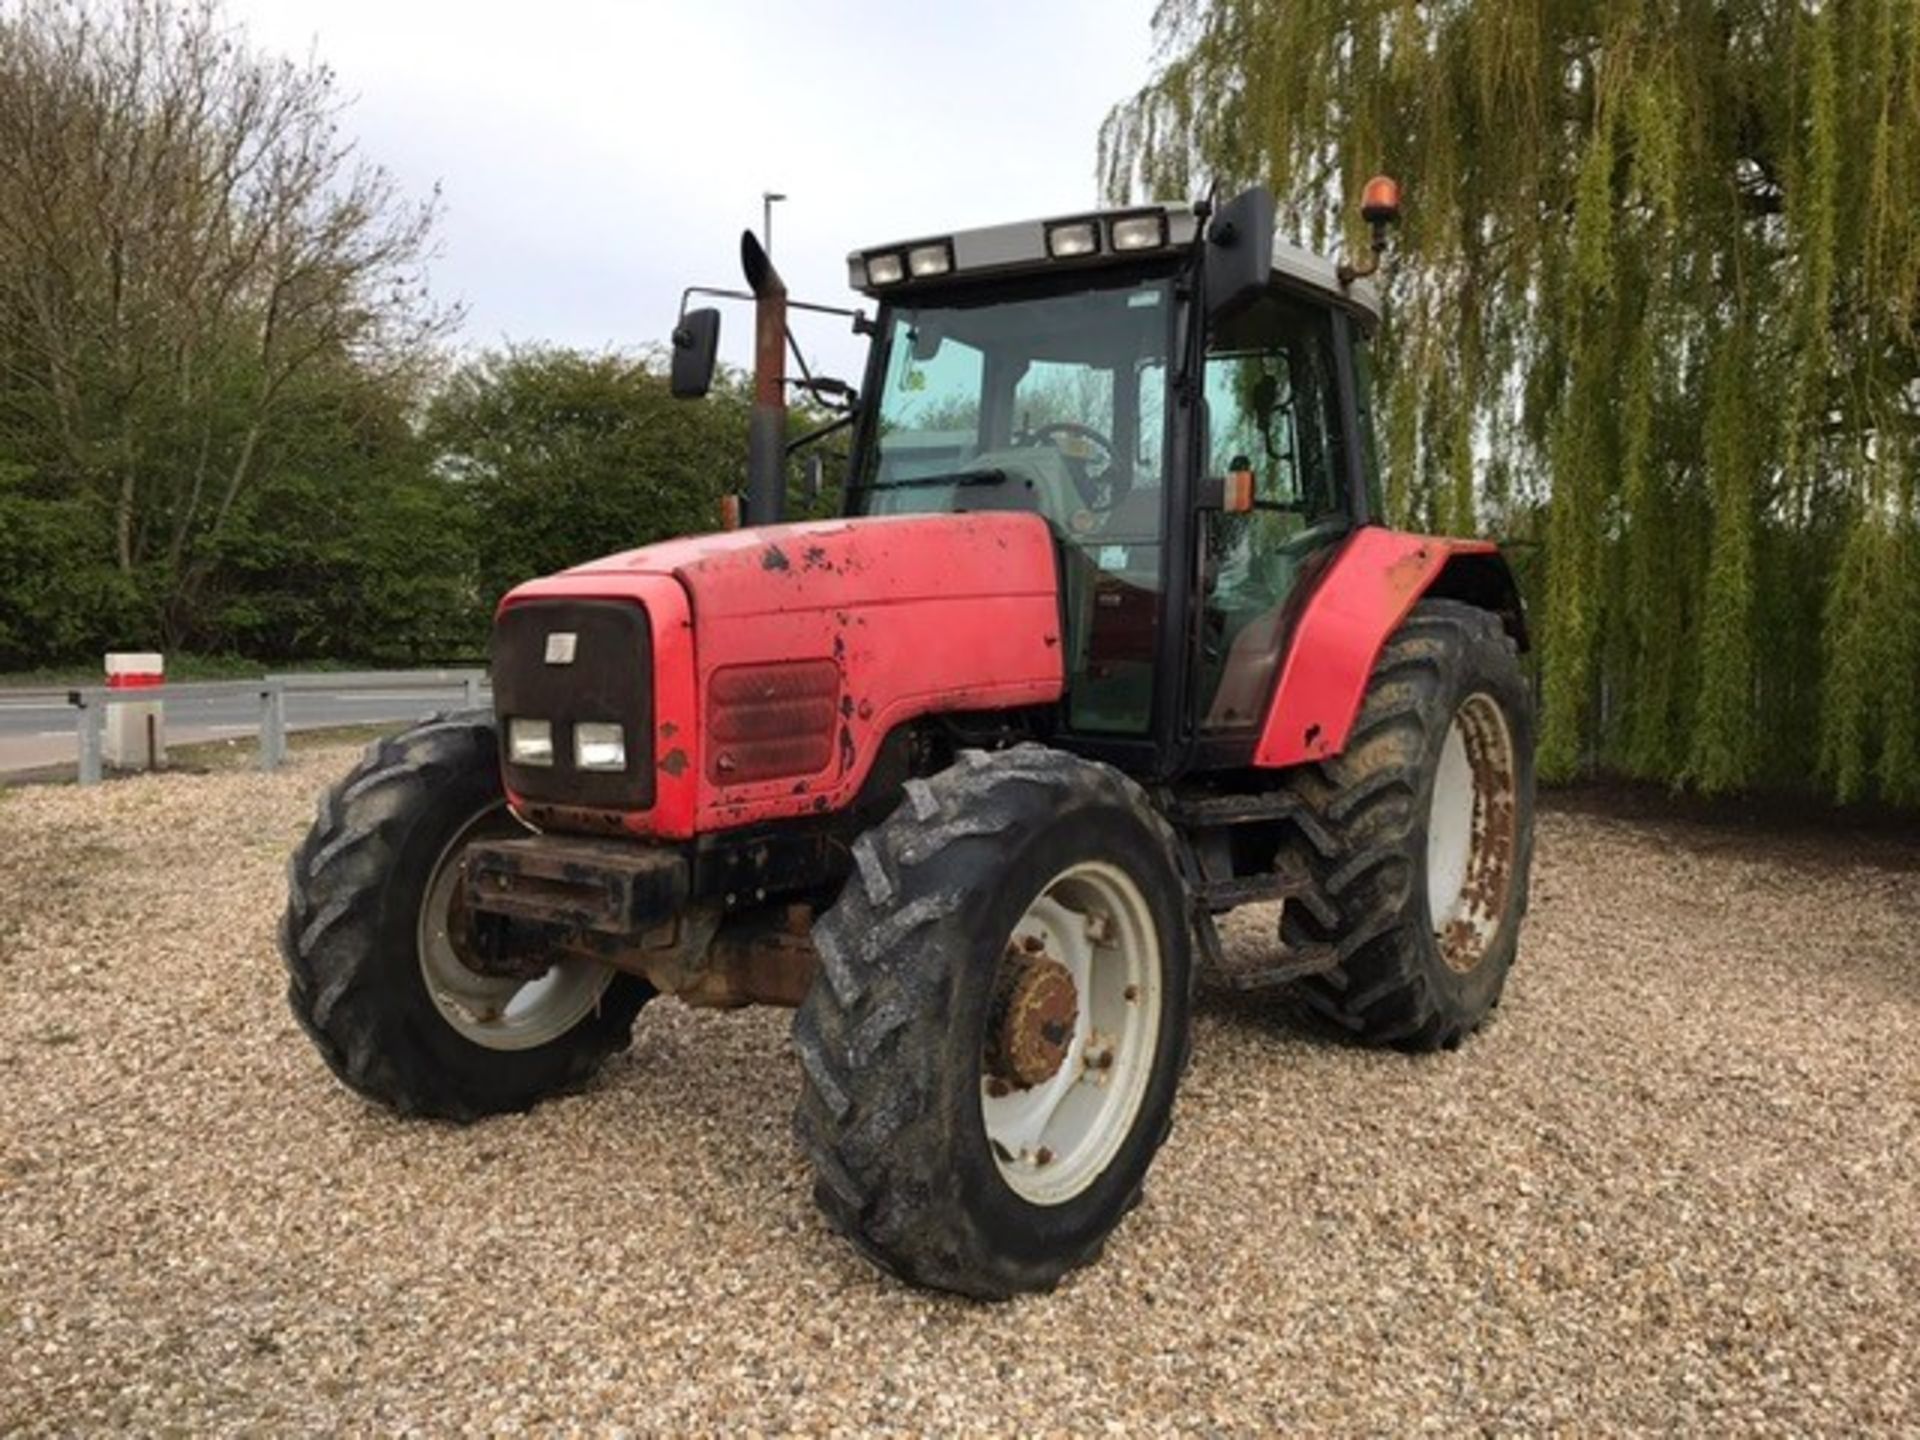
281;713;650;1121
1275;599;1535;1050
792;745;1193;1300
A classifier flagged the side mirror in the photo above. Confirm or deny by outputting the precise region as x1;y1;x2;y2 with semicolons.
670;308;721;399
1204;186;1277;320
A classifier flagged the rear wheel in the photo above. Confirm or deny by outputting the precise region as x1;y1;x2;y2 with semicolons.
1275;600;1534;1049
281;714;651;1121
792;746;1192;1299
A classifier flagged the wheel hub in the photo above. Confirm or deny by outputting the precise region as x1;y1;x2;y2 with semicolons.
986;947;1079;1090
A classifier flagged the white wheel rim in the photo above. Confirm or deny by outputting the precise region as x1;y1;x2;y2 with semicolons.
980;860;1163;1206
416;805;616;1052
1424;692;1519;973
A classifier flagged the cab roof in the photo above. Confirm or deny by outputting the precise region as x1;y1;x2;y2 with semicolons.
847;200;1382;329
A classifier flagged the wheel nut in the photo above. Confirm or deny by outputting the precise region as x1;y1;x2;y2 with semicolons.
1020;934;1045;955
985;1077;1011;1099
1034;1147;1054;1166
1123;984;1140;1002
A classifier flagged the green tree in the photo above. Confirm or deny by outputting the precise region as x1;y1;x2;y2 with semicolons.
0;0;453;661
428;347;754;614
1104;0;1920;804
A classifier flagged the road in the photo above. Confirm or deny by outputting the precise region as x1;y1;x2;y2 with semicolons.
0;687;484;775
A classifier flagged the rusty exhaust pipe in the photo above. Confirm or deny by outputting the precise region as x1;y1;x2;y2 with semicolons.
741;231;787;526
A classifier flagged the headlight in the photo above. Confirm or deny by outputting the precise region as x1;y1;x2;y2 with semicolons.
574;722;626;772
865;252;906;285
1109;212;1169;252
508;718;553;767
1046;221;1100;258
907;242;953;278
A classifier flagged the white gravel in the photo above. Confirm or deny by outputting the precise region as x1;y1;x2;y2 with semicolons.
1;748;1915;1433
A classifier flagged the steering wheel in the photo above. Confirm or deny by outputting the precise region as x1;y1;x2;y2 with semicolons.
1023;421;1119;508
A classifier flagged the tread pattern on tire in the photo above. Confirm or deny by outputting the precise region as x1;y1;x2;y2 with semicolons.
1272;600;1532;1051
281;711;646;1122
791;744;1190;1299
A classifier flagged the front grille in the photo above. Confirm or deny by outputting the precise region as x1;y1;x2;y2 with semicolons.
707;660;840;784
491;599;655;810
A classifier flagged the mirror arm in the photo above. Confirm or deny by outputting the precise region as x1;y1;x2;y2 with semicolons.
678;285;862;323
788;375;858;413
784;411;856;455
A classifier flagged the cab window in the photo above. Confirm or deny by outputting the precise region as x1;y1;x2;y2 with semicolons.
1196;294;1352;731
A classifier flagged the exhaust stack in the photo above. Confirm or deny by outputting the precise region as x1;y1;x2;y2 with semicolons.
741;231;787;526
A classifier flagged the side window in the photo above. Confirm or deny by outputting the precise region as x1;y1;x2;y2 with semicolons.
1198;296;1351;731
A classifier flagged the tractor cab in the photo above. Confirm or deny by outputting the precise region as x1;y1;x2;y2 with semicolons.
840;197;1386;764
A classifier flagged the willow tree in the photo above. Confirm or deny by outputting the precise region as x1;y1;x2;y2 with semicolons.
1103;0;1920;804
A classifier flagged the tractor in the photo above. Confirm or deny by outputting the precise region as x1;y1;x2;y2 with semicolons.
281;179;1535;1299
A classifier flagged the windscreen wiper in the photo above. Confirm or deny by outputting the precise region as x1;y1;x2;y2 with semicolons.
850;468;1009;493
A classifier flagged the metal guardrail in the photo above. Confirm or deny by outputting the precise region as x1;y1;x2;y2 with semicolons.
64;669;488;785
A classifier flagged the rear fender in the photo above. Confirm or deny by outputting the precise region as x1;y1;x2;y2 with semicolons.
1253;528;1527;769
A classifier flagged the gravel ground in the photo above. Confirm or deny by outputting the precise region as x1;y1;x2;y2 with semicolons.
1;747;1915;1434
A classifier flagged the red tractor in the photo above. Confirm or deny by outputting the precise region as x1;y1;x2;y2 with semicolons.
283;182;1533;1298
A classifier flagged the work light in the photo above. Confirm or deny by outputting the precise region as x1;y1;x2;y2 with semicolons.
907;242;953;278
1109;212;1168;252
507;718;554;767
865;252;906;286
1046;221;1100;258
573;722;627;773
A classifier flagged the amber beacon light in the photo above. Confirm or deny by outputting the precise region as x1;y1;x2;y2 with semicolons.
1340;174;1403;284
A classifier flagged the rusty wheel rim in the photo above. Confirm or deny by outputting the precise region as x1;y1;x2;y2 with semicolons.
416;802;615;1052
979;861;1162;1207
1425;692;1518;974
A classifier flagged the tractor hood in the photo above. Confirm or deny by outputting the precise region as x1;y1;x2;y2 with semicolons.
497;511;1066;839
555;511;1061;619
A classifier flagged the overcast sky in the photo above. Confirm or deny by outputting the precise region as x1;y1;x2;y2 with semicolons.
228;0;1162;378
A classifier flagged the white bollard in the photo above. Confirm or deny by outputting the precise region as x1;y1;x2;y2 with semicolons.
103;652;166;771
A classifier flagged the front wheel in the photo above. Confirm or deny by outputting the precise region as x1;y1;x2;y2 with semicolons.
792;746;1193;1299
281;714;651;1121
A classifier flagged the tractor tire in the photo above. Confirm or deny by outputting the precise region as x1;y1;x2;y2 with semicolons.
792;745;1192;1299
281;712;651;1121
1275;599;1534;1050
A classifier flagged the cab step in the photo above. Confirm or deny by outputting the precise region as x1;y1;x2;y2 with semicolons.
1161;789;1336;855
1216;942;1341;991
1166;826;1341;990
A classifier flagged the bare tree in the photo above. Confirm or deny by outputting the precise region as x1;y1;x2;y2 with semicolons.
0;0;455;633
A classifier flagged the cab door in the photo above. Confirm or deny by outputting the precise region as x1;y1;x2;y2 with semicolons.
1192;293;1355;731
